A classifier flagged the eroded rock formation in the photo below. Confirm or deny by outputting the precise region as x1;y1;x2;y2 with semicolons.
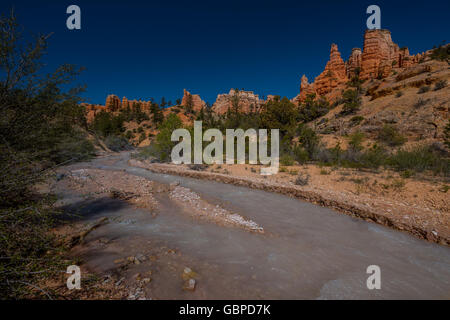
181;89;206;112
212;89;263;114
312;44;348;96
294;29;424;104
346;48;362;78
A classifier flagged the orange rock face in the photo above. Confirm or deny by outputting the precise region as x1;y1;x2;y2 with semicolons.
212;89;263;114
181;89;206;112
346;48;362;78
360;29;401;80
83;94;156;122
294;29;422;104
106;94;121;111
294;44;349;104
292;75;315;104
312;44;349;96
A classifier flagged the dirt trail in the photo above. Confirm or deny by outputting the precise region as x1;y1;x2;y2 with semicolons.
54;152;450;299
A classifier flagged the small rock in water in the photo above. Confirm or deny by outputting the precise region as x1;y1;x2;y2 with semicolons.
182;267;197;280
115;277;125;287
135;253;146;263
183;279;196;291
142;277;151;284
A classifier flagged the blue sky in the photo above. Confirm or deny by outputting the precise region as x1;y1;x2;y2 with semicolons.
1;0;449;105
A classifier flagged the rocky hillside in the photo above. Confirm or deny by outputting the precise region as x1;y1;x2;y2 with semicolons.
82;28;448;151
292;29;426;104
315;59;449;149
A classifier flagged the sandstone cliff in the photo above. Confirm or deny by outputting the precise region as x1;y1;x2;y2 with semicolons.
181;89;206;112
212;89;264;114
294;29;425;104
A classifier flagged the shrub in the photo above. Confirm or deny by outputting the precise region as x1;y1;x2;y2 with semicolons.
388;145;450;175
104;135;132;151
152;114;183;162
444;120;450;148
414;98;429;109
340;89;361;115
92;111;125;137
434;80;447;91
297;94;330;123
293;145;309;164
350;116;364;126
138;132;146;143
188;164;208;171
377;124;407;147
348;132;365;151
359;145;388;168
295;172;310;186
0;12;92;298
400;170;413;178
418;86;430;94
280;154;295;166
297;124;320;158
51;131;96;163
133;144;161;162
125;130;134;139
430;44;450;61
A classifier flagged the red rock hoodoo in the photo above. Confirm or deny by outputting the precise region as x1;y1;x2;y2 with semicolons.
181;89;206;112
212;89;264;115
294;29;424;104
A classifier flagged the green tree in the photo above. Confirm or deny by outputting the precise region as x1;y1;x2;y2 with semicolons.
150;102;164;126
298;93;330;122
92;111;125;137
154;113;183;161
184;93;194;114
340;89;361;115
260;96;298;139
160;97;167;107
0;11;93;298
297;124;320;158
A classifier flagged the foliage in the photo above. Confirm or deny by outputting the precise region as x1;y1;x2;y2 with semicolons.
91;111;125;137
434;80;447;91
294;172;310;186
418;86;430;94
280;154;295;166
260;97;297;138
377;124;407;147
444;120;450;149
150;114;183;162
340;89;361;115
388;145;449;175
0;11;89;298
149;102;164;126
104;135;132;151
297;93;330;123
430;43;450;61
297;124;320;159
348;132;365;151
349;115;364;126
184;93;194;114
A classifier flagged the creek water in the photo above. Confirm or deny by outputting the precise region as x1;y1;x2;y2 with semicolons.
62;153;450;299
